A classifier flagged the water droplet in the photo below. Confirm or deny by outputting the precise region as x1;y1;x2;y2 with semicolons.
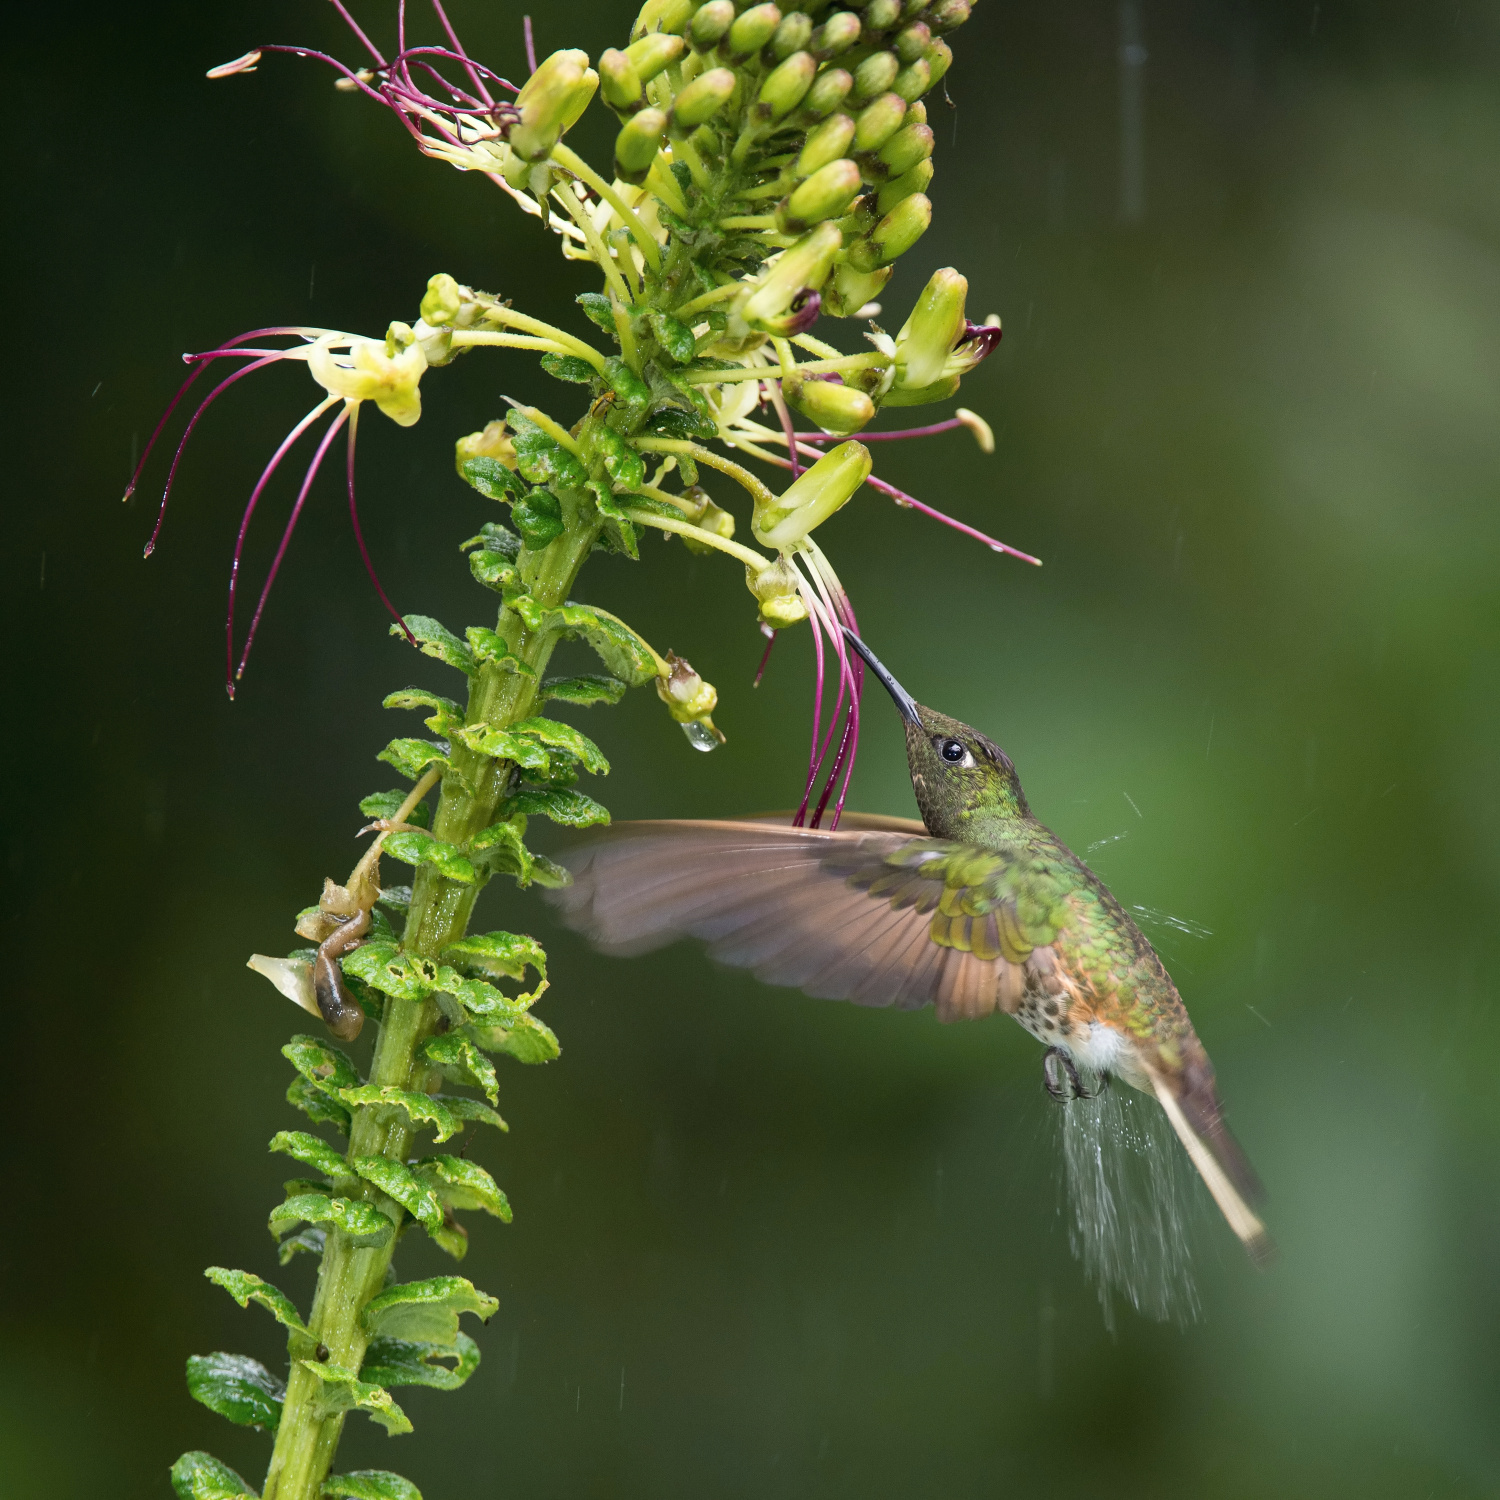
681;720;719;752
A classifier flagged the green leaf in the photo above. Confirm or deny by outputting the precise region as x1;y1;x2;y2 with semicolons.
441;930;546;983
205;1267;309;1335
359;791;429;829
393;614;476;676
377;738;451;782
470;1012;562;1065
284;1036;360;1095
420;1031;499;1104
339;1086;460;1144
361;1333;480;1394
469;817;539;888
277;1227;327;1266
414;1157;513;1222
269;1130;348;1181
508;411;588;489
170;1451;259;1500
506;786;611;828
270;1193;395;1249
347;1156;445;1232
300;1360;412;1436
460;520;523;557
452;721;552;772
186;1353;283;1432
647;311;697;365
362;1276;499;1344
542;673;626;707
575;291;617;334
603;356;653;420
540;352;597;383
378;885;412;912
642;403;716;441
468;548;521;594
523;853;573;890
459;454;525;501
322;1470;424;1500
342;941;427;1002
511;488;565;550
287;1077;352;1136
465;626;532;673
512;716;609;774
381;829;477;883
440;1096;509;1132
516;601;657;686
429;1217;469;1261
592;425;646;492
381;688;461;719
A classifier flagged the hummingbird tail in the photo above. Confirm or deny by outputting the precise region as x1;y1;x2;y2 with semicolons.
1148;1064;1274;1267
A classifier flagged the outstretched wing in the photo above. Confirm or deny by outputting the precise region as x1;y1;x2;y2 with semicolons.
547;819;1072;1023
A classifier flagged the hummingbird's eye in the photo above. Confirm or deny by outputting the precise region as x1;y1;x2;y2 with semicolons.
939;738;968;763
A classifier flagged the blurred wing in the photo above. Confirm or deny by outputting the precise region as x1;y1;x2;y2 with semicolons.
547;818;1050;1022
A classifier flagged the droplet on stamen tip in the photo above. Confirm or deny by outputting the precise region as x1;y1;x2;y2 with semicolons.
142;542;155;559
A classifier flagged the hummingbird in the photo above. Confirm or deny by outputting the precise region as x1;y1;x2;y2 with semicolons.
548;630;1270;1264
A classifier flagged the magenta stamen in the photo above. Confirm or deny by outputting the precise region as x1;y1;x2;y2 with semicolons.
430;0;499;103
326;0;388;66
345;406;417;646
796;580;857;823
523;15;538;74
768;384;800;479
243;42;390;102
864;474;1042;565
753;627;777;688
794;417;966;444
792;602;827;827
233;406;351;693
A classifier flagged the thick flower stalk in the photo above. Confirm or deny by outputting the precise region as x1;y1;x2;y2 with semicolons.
139;5;1032;1499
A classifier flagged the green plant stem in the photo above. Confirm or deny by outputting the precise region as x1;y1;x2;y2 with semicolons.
261;492;604;1500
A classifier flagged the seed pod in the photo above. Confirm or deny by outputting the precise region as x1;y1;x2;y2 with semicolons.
874;156;933;214
726;3;783;60
785;375;877;435
852;50;900;101
853;91;908;151
796;112;857;175
625;32;686;81
779;158;863;232
825;260;893;316
615;106;669;182
848;191;931;269
925;37;953;86
690;0;735;49
509;48;599;161
758;51;817;118
770;11;814;59
798;67;854;120
810;11;862;57
926;0;971;32
876;121;933;177
862;0;903;33
894;21;931;61
671;66;737;128
600;49;645;113
632;0;695;38
892;58;930;100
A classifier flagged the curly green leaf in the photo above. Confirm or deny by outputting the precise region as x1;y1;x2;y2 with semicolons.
186;1353;284;1433
362;1276;498;1345
204;1267;309;1336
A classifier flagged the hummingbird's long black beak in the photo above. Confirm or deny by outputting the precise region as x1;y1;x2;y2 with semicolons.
842;628;923;726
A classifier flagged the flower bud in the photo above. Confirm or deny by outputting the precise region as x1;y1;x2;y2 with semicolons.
746;557;809;626
785;374;877;434
626;31;686;79
758;51;817;119
308;331;427;427
852;50;900;101
798;67;854;120
657;653;724;748
771;12;814;58
509;49;599;161
615;107;669;182
671;66;737;128
880;373;959;407
682;497;736;554
876;122;933;177
823;260;893;317
455;420;518;478
894;21;932;61
674;484;710;522
895;267;966;390
740;220;842;330
754;440;872;547
811;12;862;57
902;0;927;16
779;158;862;232
875;156;933;214
420;272;464;327
631;0;695;39
926;0;971;33
854;92;908;151
892;58;930;99
797;113;857;176
863;0;904;33
726;3;783;60
690;0;735;48
847;191;930;270
600;49;645;112
925;37;953;85
905;100;928;125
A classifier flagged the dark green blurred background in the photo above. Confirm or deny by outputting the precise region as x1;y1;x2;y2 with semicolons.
8;1;1500;1495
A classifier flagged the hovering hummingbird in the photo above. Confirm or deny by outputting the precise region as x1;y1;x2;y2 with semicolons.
549;630;1270;1265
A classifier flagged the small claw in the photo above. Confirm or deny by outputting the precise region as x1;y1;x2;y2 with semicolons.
1041;1046;1105;1101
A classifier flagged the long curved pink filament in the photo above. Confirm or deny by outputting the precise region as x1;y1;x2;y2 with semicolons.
345;405;417;646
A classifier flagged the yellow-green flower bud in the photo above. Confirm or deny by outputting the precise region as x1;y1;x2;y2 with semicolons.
615;107;669;182
852;50;900;101
875;156;933;214
771;12;814;59
824;261;893;317
682;496;735;554
880;374;960;407
726;3;783;59
778;158;862;232
925;38;953;85
894;267;966;390
926;0;971;33
656;653;723;752
894;21;932;61
671;66;737;128
848;191;930;269
892;57;930;99
796;112;857;176
631;0;694;39
420;272;464;327
876;121;933;177
754;440;872;548
690;0;735;49
863;0;903;33
785;375;877;435
454;419;518;478
510;49;599;161
746;557;809;626
758;51;817;119
902;0;927;16
854;92;908;151
811;12;862;57
740;220;842;331
905;100;928;125
625;32;686;81
600;49;645;112
798;67;854;120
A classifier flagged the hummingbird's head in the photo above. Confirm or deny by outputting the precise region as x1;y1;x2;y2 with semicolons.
842;630;1031;838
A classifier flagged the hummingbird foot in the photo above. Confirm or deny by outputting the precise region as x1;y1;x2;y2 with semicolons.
1042;1047;1106;1102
